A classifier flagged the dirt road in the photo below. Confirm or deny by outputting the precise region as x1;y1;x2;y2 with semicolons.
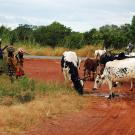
24;58;135;135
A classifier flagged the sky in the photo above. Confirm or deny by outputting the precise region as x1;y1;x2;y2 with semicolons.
0;0;135;32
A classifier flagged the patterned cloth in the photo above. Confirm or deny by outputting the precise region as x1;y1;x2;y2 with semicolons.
8;65;16;76
7;56;16;76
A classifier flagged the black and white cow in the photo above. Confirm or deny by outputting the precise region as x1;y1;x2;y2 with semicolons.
93;58;135;99
61;51;83;95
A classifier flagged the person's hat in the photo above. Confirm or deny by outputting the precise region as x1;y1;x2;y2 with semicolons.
18;48;24;53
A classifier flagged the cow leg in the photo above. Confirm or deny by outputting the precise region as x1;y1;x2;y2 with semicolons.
108;81;114;99
91;72;95;81
129;79;133;91
63;70;67;82
83;69;86;80
96;65;100;75
89;71;92;81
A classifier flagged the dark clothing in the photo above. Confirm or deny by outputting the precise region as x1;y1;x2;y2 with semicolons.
0;48;3;59
0;46;8;59
8;65;16;76
15;53;24;66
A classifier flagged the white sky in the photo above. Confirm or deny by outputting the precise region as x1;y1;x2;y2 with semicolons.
0;0;135;32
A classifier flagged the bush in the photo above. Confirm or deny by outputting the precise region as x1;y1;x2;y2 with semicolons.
0;75;36;104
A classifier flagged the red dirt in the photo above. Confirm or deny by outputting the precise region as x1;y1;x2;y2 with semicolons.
24;59;135;135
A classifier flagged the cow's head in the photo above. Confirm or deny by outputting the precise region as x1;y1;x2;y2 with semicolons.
93;74;105;90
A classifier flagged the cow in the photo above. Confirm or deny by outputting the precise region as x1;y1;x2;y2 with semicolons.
98;51;126;73
93;58;135;99
61;51;83;95
83;58;99;81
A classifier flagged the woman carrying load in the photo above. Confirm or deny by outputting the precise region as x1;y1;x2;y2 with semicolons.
6;42;16;83
15;48;25;78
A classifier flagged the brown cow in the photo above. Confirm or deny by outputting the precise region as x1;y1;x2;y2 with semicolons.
83;58;99;81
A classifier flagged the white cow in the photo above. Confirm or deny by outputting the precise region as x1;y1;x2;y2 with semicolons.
94;49;106;59
61;51;83;95
93;58;135;99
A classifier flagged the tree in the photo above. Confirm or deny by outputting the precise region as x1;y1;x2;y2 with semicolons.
84;28;101;45
34;22;71;48
63;32;84;49
0;25;11;42
13;24;34;43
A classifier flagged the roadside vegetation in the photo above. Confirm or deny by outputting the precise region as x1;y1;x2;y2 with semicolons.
17;44;101;57
0;75;88;135
1;15;135;52
15;44;123;57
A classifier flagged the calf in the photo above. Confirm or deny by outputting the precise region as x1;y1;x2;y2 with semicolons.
83;58;99;81
61;51;83;95
93;58;135;99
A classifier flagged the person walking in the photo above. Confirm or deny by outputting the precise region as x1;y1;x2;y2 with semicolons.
6;42;16;82
127;42;134;54
15;48;25;78
0;39;8;74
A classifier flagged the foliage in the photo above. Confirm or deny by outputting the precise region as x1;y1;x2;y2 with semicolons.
0;15;135;49
0;75;35;104
33;22;71;48
62;32;84;49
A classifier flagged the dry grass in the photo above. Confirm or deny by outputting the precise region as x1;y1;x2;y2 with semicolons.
26;46;69;56
0;75;89;135
4;42;123;57
15;43;102;57
0;93;88;135
76;45;101;57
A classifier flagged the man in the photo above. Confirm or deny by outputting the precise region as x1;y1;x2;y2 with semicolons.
127;42;134;54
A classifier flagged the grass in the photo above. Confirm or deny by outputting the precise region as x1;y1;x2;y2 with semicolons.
2;42;124;57
0;75;89;135
11;43;103;57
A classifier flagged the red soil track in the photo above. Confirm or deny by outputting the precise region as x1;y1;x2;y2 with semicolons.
24;59;135;135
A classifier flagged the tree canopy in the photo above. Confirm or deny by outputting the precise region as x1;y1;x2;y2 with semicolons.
0;15;135;49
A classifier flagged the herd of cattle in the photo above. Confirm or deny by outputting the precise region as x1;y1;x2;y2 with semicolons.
61;50;135;99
